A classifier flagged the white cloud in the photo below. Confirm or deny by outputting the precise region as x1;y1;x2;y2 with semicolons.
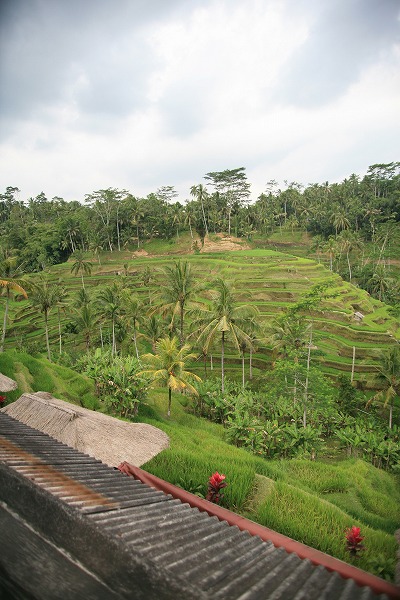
0;0;399;202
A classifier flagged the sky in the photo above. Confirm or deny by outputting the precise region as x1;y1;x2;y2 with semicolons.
0;0;399;204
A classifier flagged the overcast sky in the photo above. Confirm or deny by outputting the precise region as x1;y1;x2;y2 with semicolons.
1;0;399;203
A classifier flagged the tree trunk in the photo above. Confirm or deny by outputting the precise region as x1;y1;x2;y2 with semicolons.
347;251;352;281
351;346;355;382
112;317;116;356
303;327;313;427
133;328;139;359
58;308;62;355
0;289;10;352
168;387;172;417
221;332;225;393
44;310;51;361
180;301;184;347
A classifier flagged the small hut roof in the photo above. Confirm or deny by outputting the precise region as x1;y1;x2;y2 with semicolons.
2;392;169;467
0;373;18;392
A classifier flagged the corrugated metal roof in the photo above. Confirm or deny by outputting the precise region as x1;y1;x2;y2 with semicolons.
0;413;397;600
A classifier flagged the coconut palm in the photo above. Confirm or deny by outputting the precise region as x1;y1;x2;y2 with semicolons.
70;251;93;290
74;305;98;351
192;278;259;392
268;314;310;361
323;236;338;271
190;184;209;237
141;336;201;417
369;346;400;429
123;292;144;359
158;260;197;347
337;230;364;281
95;282;123;356
26;275;60;361
0;276;28;352
330;207;350;237
140;314;165;353
73;287;91;309
54;282;68;355
367;267;396;302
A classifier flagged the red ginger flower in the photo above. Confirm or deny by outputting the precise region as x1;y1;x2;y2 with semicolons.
209;472;226;487
345;526;365;556
206;471;227;504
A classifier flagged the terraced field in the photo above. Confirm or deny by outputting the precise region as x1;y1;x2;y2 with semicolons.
3;246;399;389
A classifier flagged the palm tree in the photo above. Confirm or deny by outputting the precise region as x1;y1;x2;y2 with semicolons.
367;267;396;302
158;260;196;347
190;184;209;237
123;293;143;358
369;346;400;429
130;205;145;249
70;251;93;290
54;282;68;355
0;277;28;352
74;305;98;351
140;314;165;352
337;230;363;281
95;283;123;356
141;336;201;417
192;279;259;392
323;237;337;271
73;287;91;309
268;315;310;360
89;239;103;265
330;207;350;237
239;320;261;388
27;275;60;361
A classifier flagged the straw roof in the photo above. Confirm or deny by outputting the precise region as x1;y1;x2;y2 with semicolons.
2;392;169;467
0;373;18;392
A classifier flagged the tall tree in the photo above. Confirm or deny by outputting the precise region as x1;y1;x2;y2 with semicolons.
95;282;123;356
84;188;127;252
159;260;196;347
70;251;93;290
0;274;28;352
190;184;209;237
122;292;144;359
54;282;68;355
26;275;60;361
204;168;251;235
74;305;98;351
369;346;400;429
141;336;201;417
193;279;258;392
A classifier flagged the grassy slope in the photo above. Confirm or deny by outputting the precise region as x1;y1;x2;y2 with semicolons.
142;391;399;580
0;349;398;580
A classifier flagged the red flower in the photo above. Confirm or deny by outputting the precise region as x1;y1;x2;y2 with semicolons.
209;472;226;487
206;471;227;504
345;526;365;556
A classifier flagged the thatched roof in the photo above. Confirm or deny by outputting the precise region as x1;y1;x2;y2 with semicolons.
2;392;169;467
0;373;18;392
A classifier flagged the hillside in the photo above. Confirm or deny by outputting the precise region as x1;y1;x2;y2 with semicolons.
0;349;399;581
3;234;399;390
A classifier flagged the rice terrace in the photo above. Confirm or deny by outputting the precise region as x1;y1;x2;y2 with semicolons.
0;163;399;588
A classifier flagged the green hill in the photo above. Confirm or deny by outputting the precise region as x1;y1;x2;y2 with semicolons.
2;238;399;390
